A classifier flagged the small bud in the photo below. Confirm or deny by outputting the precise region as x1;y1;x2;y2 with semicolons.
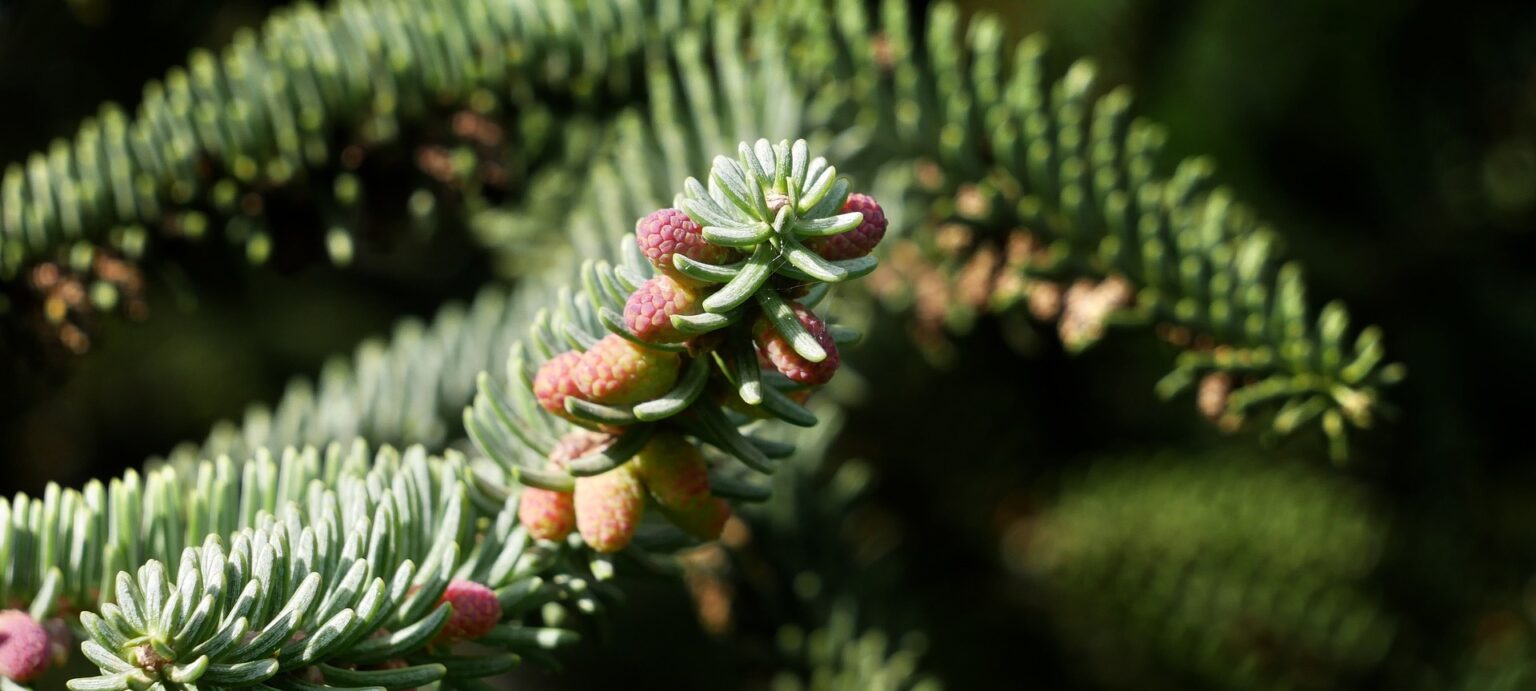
533;351;587;423
765;191;792;215
519;484;576;542
635;433;730;540
575;463;646;553
623;275;703;344
133;643;171;678
434;580;502;644
574;335;681;405
1058;276;1133;349
1198;371;1243;432
519;431;609;542
0;611;49;682
1197;371;1231;422
754;303;840;386
805;193;887;260
1026;279;1063;321
636;208;738;286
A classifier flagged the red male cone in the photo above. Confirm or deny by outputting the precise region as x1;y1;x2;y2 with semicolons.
574;335;681;405
624;275;704;344
575;462;646;553
0;610;49;683
432;580;501;645
635;208;739;286
635;432;730;540
533;350;587;424
753;303;840;386
804;193;887;260
519;430;610;541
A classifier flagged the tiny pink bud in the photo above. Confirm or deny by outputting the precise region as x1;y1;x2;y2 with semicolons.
623;275;703;344
0;610;49;683
533;351;587;424
519;431;609;542
635;433;730;540
753;303;840;386
635;208;738;286
434;580;501;644
575;463;646;553
805;193;887;260
574;335;681;405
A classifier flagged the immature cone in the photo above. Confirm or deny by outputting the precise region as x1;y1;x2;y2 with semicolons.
0;610;49;683
434;580;502;645
624;275;703;344
636;207;738;285
634;432;730;540
575;462;646;553
533;350;586;423
754;303;840;386
518;431;609;542
805;193;887;260
574;334;681;405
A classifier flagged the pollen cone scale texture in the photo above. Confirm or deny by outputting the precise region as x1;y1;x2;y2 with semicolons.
520;430;610;541
0;611;50;683
636;432;730;540
469;139;886;554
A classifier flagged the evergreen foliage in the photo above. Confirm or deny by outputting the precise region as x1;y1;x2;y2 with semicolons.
1;0;1397;455
1;0;1477;690
0;135;913;688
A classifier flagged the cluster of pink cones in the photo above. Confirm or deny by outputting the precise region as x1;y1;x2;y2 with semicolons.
518;191;886;553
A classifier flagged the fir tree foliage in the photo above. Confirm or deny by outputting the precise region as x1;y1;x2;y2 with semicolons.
0;0;1422;689
772;604;939;691
0;0;1397;456
1;138;887;688
466;138;882;550
4;443;598;690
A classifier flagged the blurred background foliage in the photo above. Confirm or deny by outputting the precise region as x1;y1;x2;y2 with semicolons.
2;0;1535;689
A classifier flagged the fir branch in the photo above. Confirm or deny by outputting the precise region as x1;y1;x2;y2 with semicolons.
0;138;894;689
606;0;1403;457
466;137;886;551
163;284;537;463
797;0;1404;458
0;0;1398;456
1;442;598;690
0;0;667;275
773;603;940;691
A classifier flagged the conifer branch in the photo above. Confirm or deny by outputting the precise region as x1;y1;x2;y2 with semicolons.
466;137;885;552
1;443;599;690
0;139;888;689
0;0;1398;457
0;0;661;277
